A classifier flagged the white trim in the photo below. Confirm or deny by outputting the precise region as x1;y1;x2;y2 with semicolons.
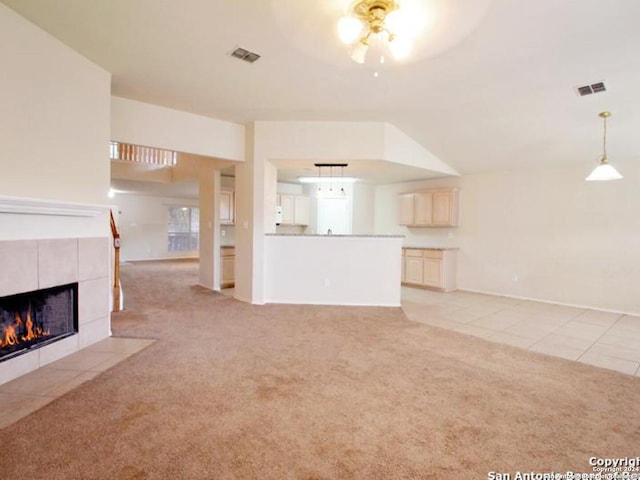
0;195;110;217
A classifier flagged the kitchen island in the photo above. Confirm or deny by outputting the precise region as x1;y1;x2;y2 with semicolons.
264;234;403;306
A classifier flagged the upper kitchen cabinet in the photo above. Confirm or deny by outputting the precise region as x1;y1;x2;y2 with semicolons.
277;194;310;226
398;188;459;227
220;188;235;225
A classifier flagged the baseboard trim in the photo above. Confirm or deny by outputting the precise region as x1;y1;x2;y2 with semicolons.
458;287;639;317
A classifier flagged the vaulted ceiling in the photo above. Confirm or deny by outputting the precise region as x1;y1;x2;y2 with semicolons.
4;0;640;180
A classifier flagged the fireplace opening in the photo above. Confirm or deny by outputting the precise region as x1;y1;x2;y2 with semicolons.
0;283;78;363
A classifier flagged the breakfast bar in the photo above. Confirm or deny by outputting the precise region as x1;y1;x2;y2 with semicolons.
264;233;404;306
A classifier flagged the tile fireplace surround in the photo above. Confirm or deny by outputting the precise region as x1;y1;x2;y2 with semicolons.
0;237;111;385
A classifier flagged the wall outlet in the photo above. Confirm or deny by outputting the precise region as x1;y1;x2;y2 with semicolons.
512;274;519;282
447;232;454;239
324;278;330;287
221;229;226;237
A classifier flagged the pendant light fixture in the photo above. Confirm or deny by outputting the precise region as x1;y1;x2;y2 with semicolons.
585;111;623;181
300;163;354;197
315;164;323;197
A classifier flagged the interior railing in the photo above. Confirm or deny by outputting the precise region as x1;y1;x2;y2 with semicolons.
110;141;177;166
110;210;122;312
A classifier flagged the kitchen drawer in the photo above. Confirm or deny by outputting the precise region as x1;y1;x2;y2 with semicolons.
423;249;443;259
405;249;424;258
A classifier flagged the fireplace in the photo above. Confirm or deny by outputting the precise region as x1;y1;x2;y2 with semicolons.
0;283;78;363
0;196;113;385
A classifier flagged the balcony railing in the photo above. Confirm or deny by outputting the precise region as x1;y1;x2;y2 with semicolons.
110;141;177;167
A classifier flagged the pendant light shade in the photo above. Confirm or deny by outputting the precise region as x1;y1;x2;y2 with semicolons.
585;111;623;181
585;160;623;181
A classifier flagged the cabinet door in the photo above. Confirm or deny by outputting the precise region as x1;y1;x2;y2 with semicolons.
404;256;424;284
220;189;234;225
432;190;453;226
423;258;442;287
221;256;235;286
398;194;415;225
293;195;310;226
414;192;433;226
280;194;295;224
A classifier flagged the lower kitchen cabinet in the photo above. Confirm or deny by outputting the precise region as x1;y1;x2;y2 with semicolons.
401;248;457;292
221;247;235;288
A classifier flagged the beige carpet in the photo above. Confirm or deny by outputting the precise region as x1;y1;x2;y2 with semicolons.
1;260;639;479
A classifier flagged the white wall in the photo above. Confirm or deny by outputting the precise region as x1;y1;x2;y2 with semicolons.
264;235;403;306
115;194;198;261
375;163;640;315
352;183;375;234
111;97;245;161
0;4;111;207
0;5;112;380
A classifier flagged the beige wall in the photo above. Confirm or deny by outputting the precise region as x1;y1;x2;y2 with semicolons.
0;5;112;381
114;194;199;262
111;97;245;161
0;4;111;206
375;163;640;315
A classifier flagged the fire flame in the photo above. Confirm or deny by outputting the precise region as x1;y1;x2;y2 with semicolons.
0;307;50;349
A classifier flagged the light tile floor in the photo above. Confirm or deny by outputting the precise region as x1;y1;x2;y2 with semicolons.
0;337;155;429
401;287;640;377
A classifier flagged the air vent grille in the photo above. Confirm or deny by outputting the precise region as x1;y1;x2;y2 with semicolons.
230;47;261;63
575;81;607;97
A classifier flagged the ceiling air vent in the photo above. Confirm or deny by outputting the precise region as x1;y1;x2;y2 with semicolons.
575;81;607;97
229;47;261;63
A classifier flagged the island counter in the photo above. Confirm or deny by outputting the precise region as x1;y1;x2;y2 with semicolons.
264;234;404;306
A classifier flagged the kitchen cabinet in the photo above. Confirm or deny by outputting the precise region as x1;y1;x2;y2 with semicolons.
277;194;310;226
398;194;415;226
401;248;457;292
221;246;235;288
398;188;459;227
220;188;235;225
404;248;425;284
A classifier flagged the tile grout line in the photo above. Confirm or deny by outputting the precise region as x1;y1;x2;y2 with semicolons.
576;314;625;362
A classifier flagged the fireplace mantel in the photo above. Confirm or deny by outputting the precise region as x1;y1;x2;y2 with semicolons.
0;195;110;217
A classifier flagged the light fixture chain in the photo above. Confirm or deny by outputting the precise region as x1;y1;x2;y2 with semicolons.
602;114;608;159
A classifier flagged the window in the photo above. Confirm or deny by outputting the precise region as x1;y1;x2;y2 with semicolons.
167;207;199;252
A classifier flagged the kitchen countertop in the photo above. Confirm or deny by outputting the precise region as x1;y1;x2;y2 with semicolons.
403;246;459;250
265;233;404;238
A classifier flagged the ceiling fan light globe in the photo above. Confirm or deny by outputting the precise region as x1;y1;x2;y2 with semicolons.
350;40;369;63
338;16;363;44
388;34;412;60
383;9;404;34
